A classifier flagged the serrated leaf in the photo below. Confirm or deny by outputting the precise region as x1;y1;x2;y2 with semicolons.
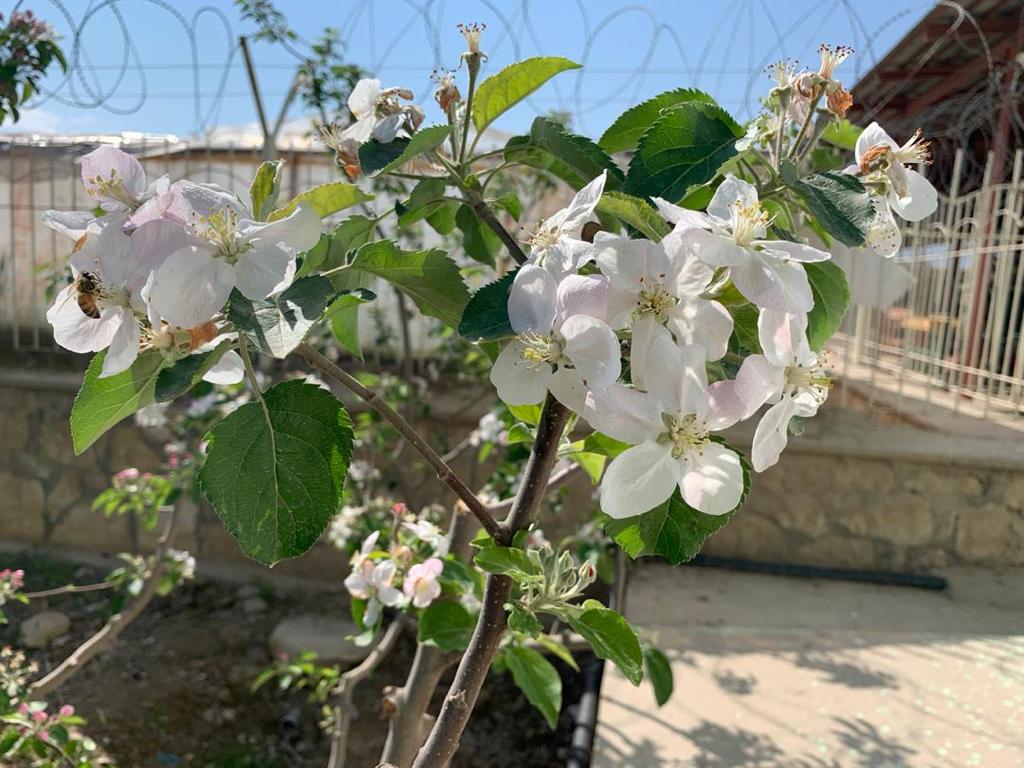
226;276;335;358
582;431;630;459
70;350;165;455
459;270;516;341
603;447;749;565
568;600;643;685
325;284;375;361
398;178;447;227
473;57;581;134
251;160;284;221
791;171;872;247
504;117;624;190
504;646;562;729
474;544;541;579
805;260;851;350
644;647;674;706
491;191;522;220
198;379;353;565
349;240;469;329
597;191;670;241
155;339;233;402
455;204;501;266
298;215;377;277
625;102;742;202
418;601;475;652
361;125;451;176
599;88;721;154
268;182;373;222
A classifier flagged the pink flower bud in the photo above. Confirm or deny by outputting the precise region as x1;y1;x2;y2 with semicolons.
32;709;48;723
59;705;75;717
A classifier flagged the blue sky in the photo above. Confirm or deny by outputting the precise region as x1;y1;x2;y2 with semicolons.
7;0;933;138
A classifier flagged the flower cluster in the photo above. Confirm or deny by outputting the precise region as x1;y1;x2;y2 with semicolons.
44;146;321;378
0;10;64;125
0;569;26;624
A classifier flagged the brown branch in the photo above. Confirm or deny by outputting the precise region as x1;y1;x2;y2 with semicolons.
411;396;570;768
327;616;407;768
486;462;581;517
294;343;503;542
466;190;528;266
23;582;115;600
28;502;182;699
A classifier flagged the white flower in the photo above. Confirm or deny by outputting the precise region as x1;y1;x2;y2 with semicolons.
724;311;830;472
403;519;449;557
403;557;443;609
345;78;423;144
593;231;733;360
490;265;620;409
46;218;184;377
521;171;606;279
850;122;937;257
655;175;830;312
344;534;401;626
148;182;321;328
584;329;744;518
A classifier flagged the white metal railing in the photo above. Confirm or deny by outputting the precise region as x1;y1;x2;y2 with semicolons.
830;148;1024;429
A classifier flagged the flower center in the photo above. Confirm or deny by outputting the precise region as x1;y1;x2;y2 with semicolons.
816;43;854;80
730;201;772;247
87;171;140;209
97;284;130;311
527;220;560;253
894;129;932;166
194;207;247;262
784;357;832;403
518;331;564;369
635;278;678;323
657;412;710;460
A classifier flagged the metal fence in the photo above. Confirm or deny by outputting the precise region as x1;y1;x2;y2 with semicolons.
831;148;1024;430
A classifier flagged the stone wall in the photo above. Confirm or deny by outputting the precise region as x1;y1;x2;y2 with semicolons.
0;363;1021;577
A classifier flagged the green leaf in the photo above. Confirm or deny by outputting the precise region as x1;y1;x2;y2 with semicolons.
325;287;375;361
155;339;233;402
504;646;562;729
226;276;335;358
603;450;750;565
473;57;581;134
459;270;516;341
805;260;851;351
418;601;475;652
251;160;285;221
625;102;742;202
599;88;721;154
597;191;670;241
564;441;606;483
504;117;624;190
474;545;541;579
349;240;470;329
298;215;377;277
425;201;458;235
398;178;448;227
568;600;643;685
821;119;863;151
491;191;523;220
70;350;165;455
581;431;631;459
791;171;873;247
728;303;762;354
198;379;354;565
535;634;580;671
268;182;373;222
361;125;451;176
456;203;501;266
508;603;544;636
644;647;674;706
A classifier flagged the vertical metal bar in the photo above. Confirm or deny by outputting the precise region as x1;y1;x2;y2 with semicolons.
932;149;965;394
997;150;1024;404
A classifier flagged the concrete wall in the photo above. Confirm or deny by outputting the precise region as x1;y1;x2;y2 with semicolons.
0;364;1021;577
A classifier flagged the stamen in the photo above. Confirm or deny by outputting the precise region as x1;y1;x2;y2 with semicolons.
895;129;932;165
86;170;140;209
657;412;710;460
635;277;678;323
518;331;564;370
817;43;854;80
192;207;246;260
730;201;774;247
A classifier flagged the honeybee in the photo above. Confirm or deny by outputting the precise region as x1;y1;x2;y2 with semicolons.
71;271;102;319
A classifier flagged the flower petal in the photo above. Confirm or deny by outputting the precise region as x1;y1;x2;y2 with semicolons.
593;233;669;294
348;78;381;119
680;442;744;515
509;265;558;334
731;255;813;313
47;285;120;353
560;315;620;390
490;339;551;405
757;239;831;263
556;273;610;323
583;384;663;444
888;167;937;222
557;171;607;236
751;397;797;472
855;121;896;164
666;299;733;361
600;441;679;519
682;228;749;267
548;367;588;413
203;350;245;385
99;310;140;378
81;145;147;207
707;174;758;222
151;246;236;328
651;197;714;230
42;210;95;240
234;244;295;300
867;199;902;258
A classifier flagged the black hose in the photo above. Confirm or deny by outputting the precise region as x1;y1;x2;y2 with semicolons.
566;655;605;768
689;554;948;591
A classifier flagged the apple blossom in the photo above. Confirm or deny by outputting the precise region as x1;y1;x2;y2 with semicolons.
592;230;733;360
403;557;443;609
655;175;830;312
148;182;321;328
491;264;620;409
403;519;450;557
344;532;402;626
585;329;745;518
520;171;606;280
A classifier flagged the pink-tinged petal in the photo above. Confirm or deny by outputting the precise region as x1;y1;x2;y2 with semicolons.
629;316;673;393
757;239;831;263
99;310;140;378
509;265;557;334
47;285;120;353
599;441;679;519
757;310;808;366
666;299;733;361
82;220;131;285
645;331;707;416
548;367;588;413
732;354;786;418
126;220;188;298
855;121;897;164
706;380;748;431
560;315;620;390
203;350;245;385
583;384;662;444
81;145;146;206
490;339;552;405
888;167;937;222
162;181;246;224
593;233;670;294
751;397;797;472
683;228;748;267
651;197;714;230
556;273;610;323
680;442;744;515
707;174;759;222
150;246;235;328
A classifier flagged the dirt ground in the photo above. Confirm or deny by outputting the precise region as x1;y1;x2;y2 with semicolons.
2;551;579;768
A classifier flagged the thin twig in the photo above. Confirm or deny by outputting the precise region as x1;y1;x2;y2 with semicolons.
294;343;503;542
327;616;407;768
28;503;182;699
486;462;581;517
23;582;114;600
